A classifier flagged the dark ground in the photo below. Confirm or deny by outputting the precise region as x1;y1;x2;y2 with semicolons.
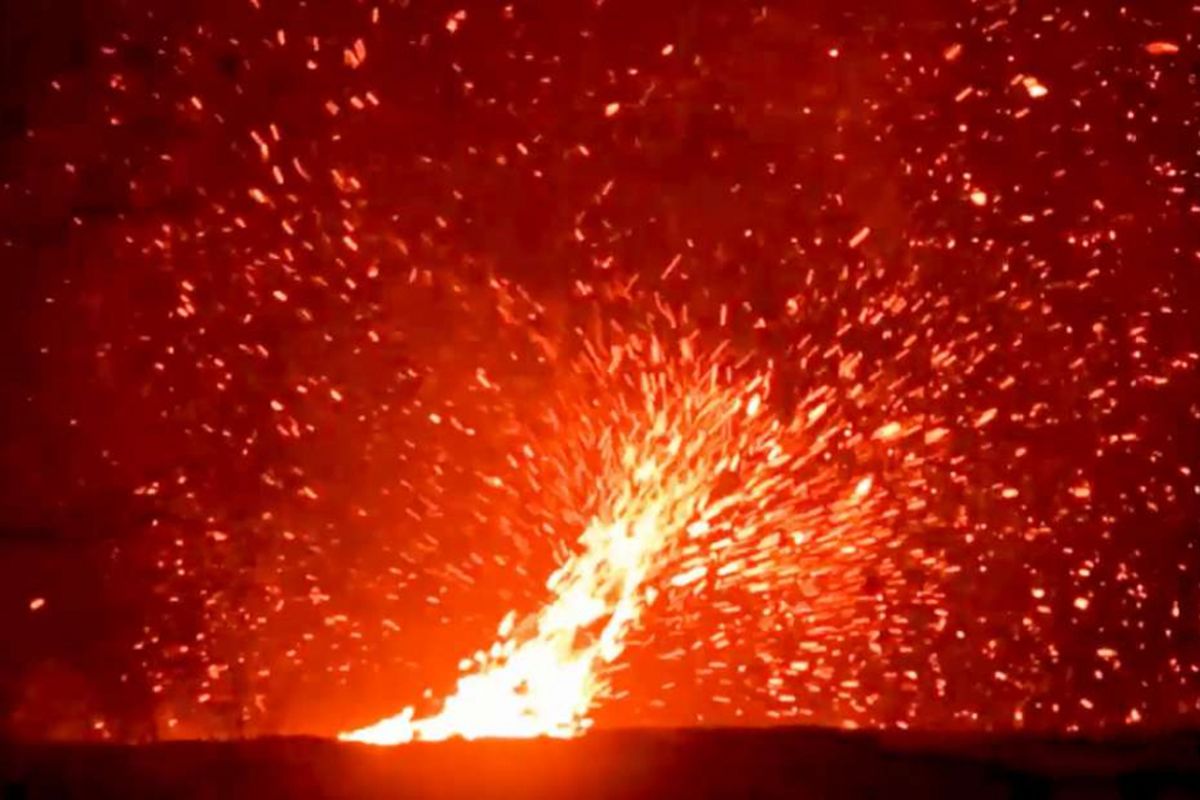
3;728;1200;799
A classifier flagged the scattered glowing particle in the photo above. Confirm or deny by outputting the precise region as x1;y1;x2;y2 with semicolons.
745;394;762;418
848;226;871;248
1022;76;1048;99
29;598;45;611
924;428;948;445
1145;42;1179;55
670;566;708;588
445;9;466;33
873;422;902;440
604;102;621;117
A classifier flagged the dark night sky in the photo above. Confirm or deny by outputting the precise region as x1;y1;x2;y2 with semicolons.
1;0;1199;741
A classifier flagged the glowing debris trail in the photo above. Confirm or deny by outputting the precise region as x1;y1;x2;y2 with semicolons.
341;340;924;744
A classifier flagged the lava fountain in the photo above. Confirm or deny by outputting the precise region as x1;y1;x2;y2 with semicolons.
341;335;927;744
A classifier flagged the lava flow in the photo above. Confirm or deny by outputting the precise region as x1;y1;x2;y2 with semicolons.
341;334;937;744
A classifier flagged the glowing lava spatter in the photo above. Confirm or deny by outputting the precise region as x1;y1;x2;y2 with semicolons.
339;512;666;743
341;337;930;744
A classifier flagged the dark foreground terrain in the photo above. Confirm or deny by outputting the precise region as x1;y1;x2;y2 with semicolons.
3;728;1200;799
